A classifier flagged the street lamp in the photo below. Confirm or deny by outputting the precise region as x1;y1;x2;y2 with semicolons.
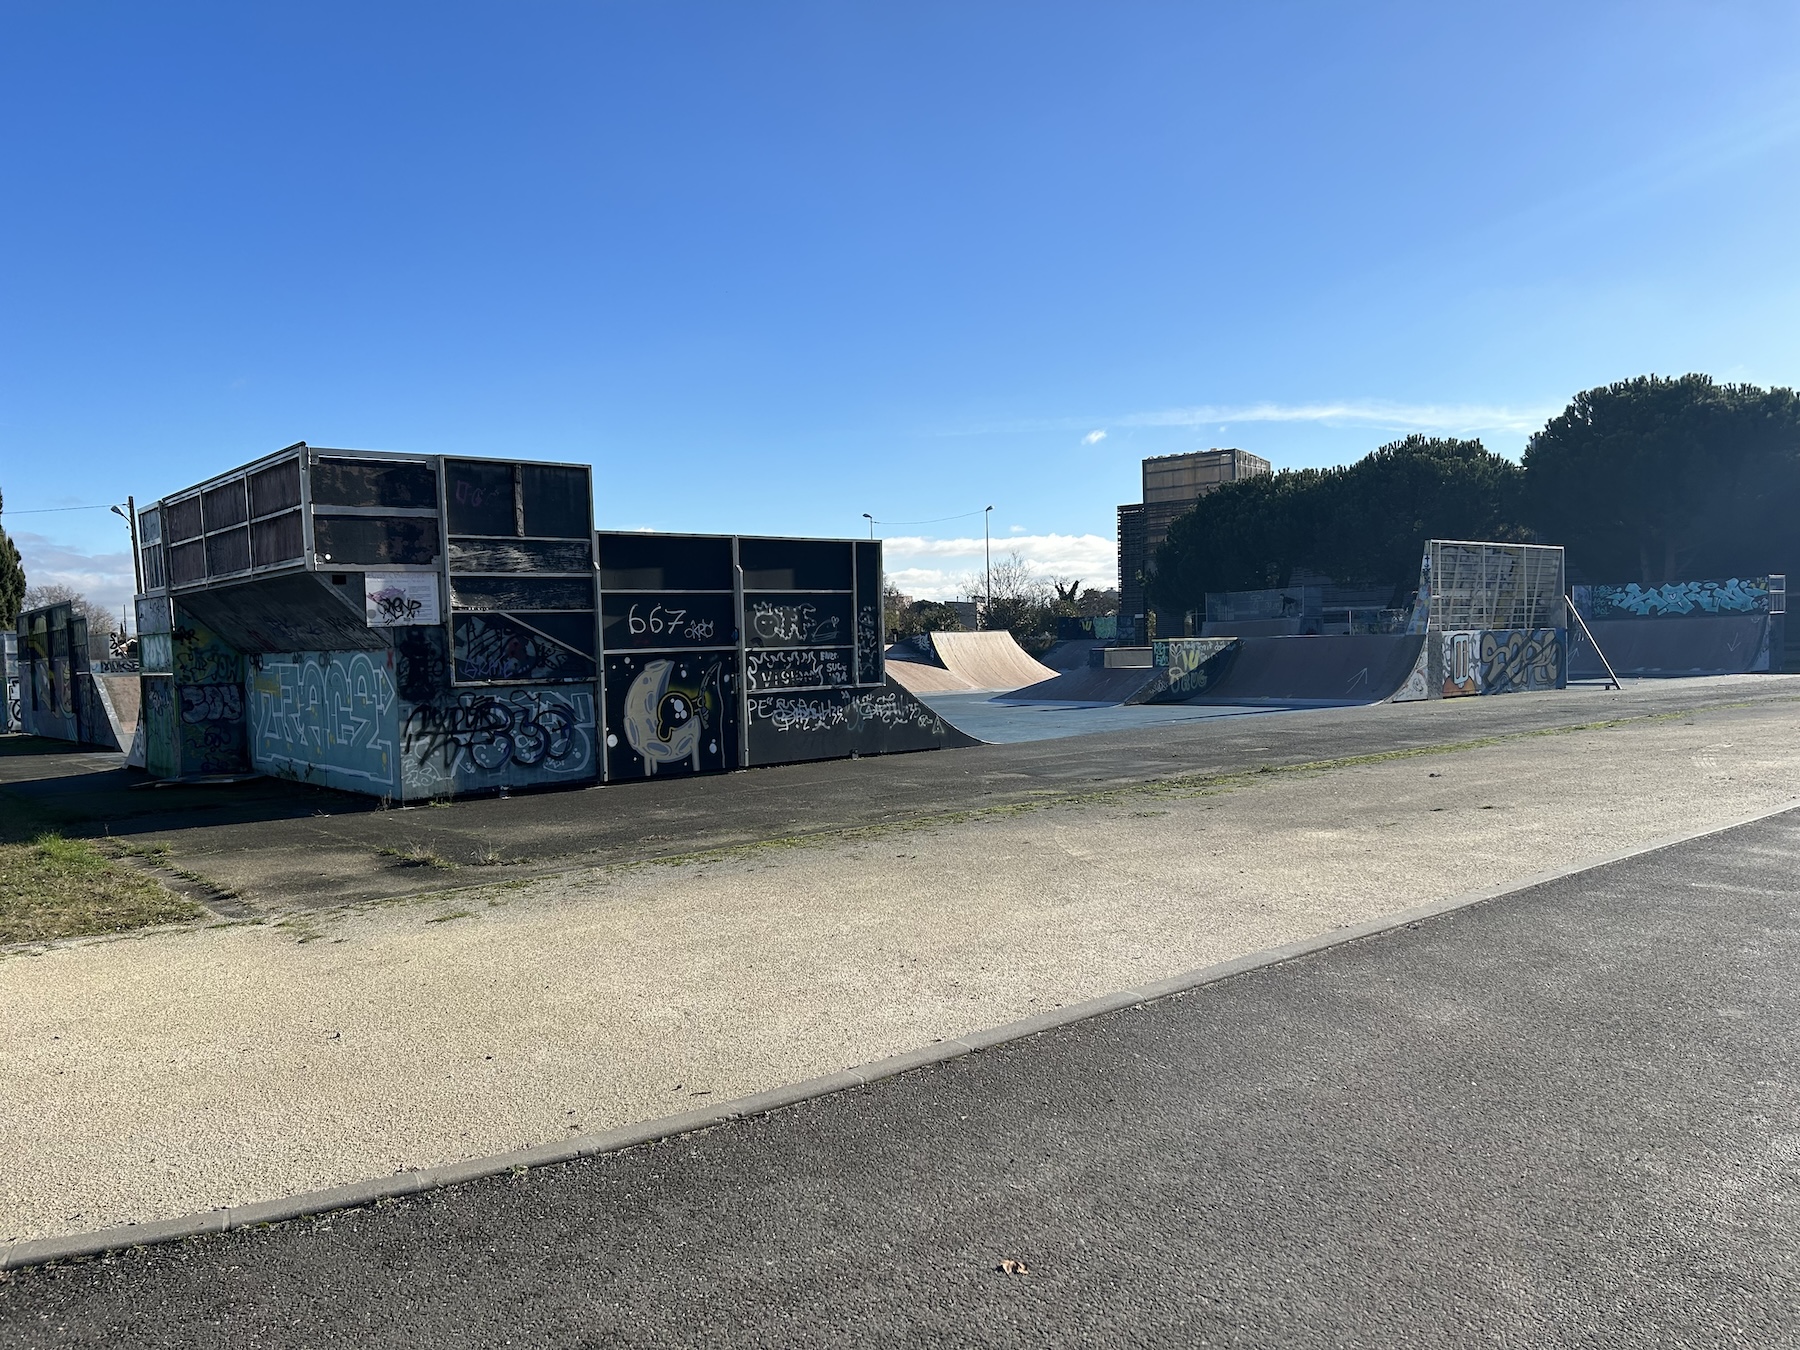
861;512;875;539
110;497;143;600
984;505;994;630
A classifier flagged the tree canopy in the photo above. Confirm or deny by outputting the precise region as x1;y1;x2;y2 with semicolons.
1523;374;1800;585
0;491;25;628
1148;376;1800;613
1149;436;1525;613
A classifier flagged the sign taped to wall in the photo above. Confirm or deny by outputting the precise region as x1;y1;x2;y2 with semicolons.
365;573;441;627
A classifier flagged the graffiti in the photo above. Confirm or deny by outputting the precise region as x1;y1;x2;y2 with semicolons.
1440;631;1481;697
394;628;449;704
626;603;715;643
1587;577;1770;619
619;659;711;775
180;683;243;724
749;688;945;737
1480;628;1563;695
170;616;242;686
856;604;881;682
751;601;840;646
1150;639;1235;699
845;690;948;735
177;681;246;771
749;694;836;734
251;653;398;789
1392;639;1431;702
364;572;440;627
745;647;852;693
452;613;589;683
403;687;594;781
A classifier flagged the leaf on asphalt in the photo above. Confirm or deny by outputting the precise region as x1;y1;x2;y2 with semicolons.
997;1259;1030;1276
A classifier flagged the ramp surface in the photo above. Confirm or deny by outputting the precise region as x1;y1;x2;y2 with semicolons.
1572;615;1771;677
928;630;1057;691
1038;639;1106;671
999;665;1164;705
884;659;977;694
1186;634;1426;705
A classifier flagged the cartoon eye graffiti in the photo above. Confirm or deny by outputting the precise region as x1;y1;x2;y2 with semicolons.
622;660;704;776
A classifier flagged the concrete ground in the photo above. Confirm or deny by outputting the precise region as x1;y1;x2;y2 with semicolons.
0;673;1793;911
3;686;1798;1251
4;803;1797;1347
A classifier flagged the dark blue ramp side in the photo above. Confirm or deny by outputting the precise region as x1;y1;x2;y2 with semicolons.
1183;634;1427;705
1571;614;1772;677
998;665;1163;705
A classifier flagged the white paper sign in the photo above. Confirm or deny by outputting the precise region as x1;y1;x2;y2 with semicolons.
364;573;441;627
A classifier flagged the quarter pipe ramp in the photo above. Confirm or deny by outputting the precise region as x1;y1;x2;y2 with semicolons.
1183;634;1428;705
1570;614;1773;678
926;631;1058;691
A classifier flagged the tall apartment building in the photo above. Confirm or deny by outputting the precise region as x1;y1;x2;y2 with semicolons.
1117;448;1272;636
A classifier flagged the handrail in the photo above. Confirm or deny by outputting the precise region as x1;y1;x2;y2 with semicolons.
1565;595;1622;691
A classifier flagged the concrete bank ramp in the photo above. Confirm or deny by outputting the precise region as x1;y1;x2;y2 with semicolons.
928;630;1058;691
1571;614;1772;678
1185;633;1427;705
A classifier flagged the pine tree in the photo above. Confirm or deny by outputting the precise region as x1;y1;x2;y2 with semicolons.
0;490;27;627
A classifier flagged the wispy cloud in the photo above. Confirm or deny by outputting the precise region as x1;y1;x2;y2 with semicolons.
938;399;1558;441
1116;400;1557;437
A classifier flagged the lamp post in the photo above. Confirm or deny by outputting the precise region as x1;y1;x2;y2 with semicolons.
861;512;875;539
111;497;143;602
984;505;993;630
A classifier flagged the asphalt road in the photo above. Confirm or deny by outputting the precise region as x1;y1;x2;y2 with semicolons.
3;674;1795;910
5;806;1795;1347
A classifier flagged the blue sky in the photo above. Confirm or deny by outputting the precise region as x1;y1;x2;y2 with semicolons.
4;2;1799;615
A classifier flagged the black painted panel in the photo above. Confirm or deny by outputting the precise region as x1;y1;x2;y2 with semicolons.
855;541;882;684
603;652;738;780
445;460;517;536
746;678;973;766
310;457;438;510
450;538;593;574
520;465;592;540
743;593;851;648
449;575;595;613
313;515;439;566
739;537;852;591
601;592;737;651
596;533;734;592
452;613;595;683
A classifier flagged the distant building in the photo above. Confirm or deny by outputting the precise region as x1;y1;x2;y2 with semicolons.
1118;448;1271;637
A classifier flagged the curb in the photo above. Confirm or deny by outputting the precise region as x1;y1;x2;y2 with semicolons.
6;795;1798;1271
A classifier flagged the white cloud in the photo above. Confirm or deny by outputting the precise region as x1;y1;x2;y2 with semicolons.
15;532;137;623
880;532;1117;601
1117;400;1556;437
1082;429;1107;444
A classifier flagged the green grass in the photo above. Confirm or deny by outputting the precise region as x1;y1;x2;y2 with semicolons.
0;833;201;945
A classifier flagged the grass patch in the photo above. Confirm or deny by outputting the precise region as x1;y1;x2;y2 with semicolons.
376;843;459;870
0;833;201;945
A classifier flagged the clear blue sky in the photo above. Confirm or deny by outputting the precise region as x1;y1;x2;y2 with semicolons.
4;2;1799;613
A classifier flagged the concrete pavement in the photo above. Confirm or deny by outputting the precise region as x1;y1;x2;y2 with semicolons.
4;798;1796;1346
3;692;1799;1250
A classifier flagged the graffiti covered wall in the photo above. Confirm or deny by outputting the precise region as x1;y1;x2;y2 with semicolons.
746;677;976;765
1479;628;1564;694
1579;577;1772;620
171;607;247;775
399;684;597;798
250;651;402;796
